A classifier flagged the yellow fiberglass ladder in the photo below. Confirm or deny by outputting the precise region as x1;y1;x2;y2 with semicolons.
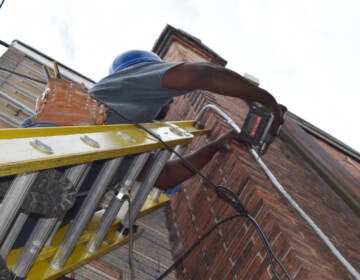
0;121;207;279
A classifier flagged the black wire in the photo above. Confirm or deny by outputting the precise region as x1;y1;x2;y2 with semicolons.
156;215;291;280
0;63;240;195
99;104;292;279
92;98;228;197
0;0;4;10
0;66;47;85
115;113;218;189
156;214;244;280
0;67;291;279
89;95;292;280
248;215;292;280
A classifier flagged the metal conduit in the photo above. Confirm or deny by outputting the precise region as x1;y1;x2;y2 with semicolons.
195;104;360;280
249;149;360;280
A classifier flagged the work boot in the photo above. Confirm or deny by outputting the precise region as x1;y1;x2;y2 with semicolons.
0;169;76;217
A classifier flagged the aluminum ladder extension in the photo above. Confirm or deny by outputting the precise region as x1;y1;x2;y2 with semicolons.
0;121;207;279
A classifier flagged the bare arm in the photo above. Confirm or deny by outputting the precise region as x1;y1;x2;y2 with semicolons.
152;130;236;190
162;62;283;131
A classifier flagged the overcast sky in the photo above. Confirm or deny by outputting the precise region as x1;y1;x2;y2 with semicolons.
0;0;359;151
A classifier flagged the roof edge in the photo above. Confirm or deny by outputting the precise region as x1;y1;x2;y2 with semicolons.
288;111;359;162
10;40;95;88
281;118;360;216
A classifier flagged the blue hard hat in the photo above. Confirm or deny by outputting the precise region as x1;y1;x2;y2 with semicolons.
109;50;162;74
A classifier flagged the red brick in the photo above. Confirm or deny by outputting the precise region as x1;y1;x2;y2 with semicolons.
293;267;311;280
192;259;210;280
200;226;241;278
209;254;235;280
224;166;250;194
279;249;302;280
231;237;265;276
240;255;269;280
236;257;263;280
164;33;360;280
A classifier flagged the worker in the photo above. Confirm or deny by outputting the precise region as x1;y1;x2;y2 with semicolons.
6;50;284;249
87;49;284;189
89;50;283;133
18;50;284;191
12;49;286;209
73;49;284;193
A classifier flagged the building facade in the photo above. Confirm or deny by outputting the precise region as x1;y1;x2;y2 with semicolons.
0;25;359;280
155;25;360;280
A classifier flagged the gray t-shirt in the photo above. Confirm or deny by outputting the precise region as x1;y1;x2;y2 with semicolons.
89;61;188;124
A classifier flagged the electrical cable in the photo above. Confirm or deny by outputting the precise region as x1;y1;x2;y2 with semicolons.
0;66;46;85
1;67;291;279
248;215;292;280
0;0;4;10
91;97;292;280
156;213;291;280
156;214;244;280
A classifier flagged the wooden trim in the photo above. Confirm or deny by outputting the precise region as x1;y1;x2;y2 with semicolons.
287;112;360;162
281;118;360;215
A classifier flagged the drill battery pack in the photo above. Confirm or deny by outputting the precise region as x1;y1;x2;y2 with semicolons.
239;104;274;146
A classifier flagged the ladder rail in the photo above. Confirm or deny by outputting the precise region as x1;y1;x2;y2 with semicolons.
0;121;206;177
0;121;207;279
9;163;91;278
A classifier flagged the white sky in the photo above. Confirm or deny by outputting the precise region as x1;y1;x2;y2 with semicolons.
0;0;359;152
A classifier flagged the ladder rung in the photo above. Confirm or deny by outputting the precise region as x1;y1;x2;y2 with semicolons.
50;157;124;270
0;213;28;259
0;172;38;243
118;149;172;237
0;121;207;279
11;217;58;278
87;153;151;253
5;194;169;280
8;163;91;278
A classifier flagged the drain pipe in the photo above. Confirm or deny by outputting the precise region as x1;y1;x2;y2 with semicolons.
196;104;360;280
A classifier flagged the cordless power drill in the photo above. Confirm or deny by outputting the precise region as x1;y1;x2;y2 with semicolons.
239;103;287;154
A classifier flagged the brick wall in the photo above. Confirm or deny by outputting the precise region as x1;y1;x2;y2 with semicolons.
164;92;360;280
158;26;360;280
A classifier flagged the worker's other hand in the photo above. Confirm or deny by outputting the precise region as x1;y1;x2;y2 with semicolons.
268;104;287;136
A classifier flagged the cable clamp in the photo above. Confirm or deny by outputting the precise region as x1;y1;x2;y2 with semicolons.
116;190;130;202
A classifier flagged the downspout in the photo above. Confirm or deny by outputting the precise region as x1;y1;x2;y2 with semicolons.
196;104;360;280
